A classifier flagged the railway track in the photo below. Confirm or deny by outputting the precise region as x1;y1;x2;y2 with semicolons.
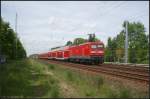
100;64;149;73
41;59;149;84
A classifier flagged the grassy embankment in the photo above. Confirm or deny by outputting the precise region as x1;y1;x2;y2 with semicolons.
38;59;149;98
0;59;149;98
0;59;60;98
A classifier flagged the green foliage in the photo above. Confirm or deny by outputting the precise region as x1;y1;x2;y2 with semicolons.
50;84;60;98
73;38;86;45
94;37;99;42
66;71;74;81
105;21;149;63
0;17;26;60
65;41;73;46
119;88;131;98
39;60;148;98
99;84;117;98
48;64;55;70
94;76;104;88
65;34;100;46
0;59;33;96
105;37;117;62
0;59;60;97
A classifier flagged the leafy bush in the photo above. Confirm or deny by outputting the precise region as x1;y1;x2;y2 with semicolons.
48;64;55;70
50;84;60;98
93;76;104;88
85;91;95;97
119;88;131;98
66;71;74;81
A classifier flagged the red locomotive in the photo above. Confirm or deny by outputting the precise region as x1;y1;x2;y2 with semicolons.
38;34;104;64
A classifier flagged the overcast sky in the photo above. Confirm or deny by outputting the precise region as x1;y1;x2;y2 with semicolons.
1;1;149;56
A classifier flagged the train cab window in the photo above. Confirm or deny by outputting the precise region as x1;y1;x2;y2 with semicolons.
91;45;97;49
97;45;103;48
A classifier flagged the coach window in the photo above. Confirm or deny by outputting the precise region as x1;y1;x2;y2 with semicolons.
91;45;97;49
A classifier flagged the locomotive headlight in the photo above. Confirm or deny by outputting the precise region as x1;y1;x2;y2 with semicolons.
91;51;96;53
91;51;104;53
98;51;104;53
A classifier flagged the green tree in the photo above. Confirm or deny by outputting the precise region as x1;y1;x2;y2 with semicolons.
65;34;100;46
123;21;149;63
73;38;86;45
65;41;73;46
0;17;26;60
93;37;100;42
105;37;117;62
105;21;149;64
115;31;125;62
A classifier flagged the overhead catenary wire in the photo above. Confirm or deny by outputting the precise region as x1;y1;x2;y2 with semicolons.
87;2;126;38
59;2;130;44
96;1;126;19
100;3;148;36
96;1;148;29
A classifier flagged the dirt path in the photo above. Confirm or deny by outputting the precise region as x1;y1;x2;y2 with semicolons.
41;61;79;98
59;80;79;98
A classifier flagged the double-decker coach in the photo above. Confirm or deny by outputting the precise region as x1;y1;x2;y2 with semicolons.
48;46;70;60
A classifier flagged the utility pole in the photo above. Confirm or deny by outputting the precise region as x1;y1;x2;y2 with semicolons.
124;21;128;63
15;13;18;59
0;45;1;58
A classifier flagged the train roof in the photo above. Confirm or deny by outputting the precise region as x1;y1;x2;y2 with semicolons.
40;41;104;54
50;46;70;52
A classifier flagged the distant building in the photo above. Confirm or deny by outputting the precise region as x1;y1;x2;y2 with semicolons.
29;54;39;59
0;55;6;64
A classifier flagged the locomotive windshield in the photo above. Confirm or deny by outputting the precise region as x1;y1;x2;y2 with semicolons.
91;44;103;49
97;45;103;48
91;45;97;49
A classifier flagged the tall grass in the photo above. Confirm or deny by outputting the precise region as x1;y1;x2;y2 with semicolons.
93;76;104;88
1;59;31;96
66;71;74;81
45;62;134;98
50;84;60;98
36;59;148;98
48;64;55;70
0;59;60;98
119;87;131;98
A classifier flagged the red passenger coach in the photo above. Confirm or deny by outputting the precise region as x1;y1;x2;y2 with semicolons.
49;46;70;60
51;51;57;59
57;51;63;59
38;52;49;59
47;52;52;59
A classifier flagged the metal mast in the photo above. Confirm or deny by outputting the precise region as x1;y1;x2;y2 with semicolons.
15;13;18;59
125;21;128;63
